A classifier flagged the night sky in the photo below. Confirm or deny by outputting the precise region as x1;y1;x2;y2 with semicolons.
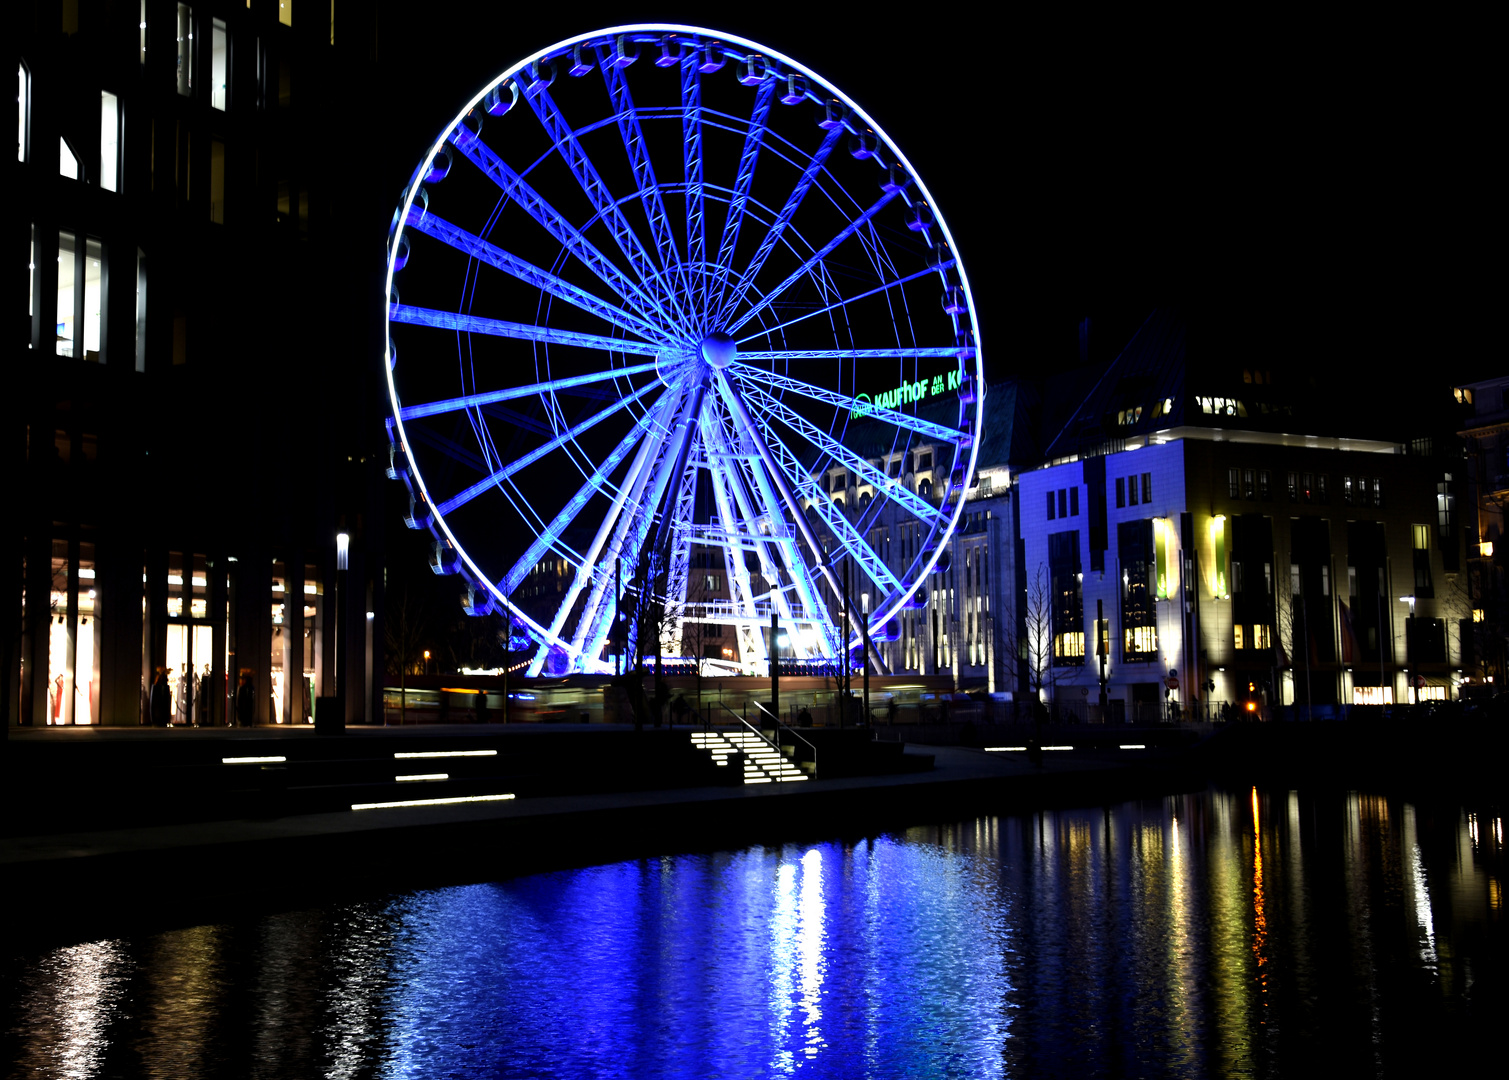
375;4;1492;412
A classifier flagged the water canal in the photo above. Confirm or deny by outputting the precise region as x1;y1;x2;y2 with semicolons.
4;785;1502;1078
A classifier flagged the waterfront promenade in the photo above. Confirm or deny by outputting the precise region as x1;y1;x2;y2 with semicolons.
2;723;1182;947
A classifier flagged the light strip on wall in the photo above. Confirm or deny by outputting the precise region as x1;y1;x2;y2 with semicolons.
1119;744;1147;750
985;746;1028;752
396;773;448;782
393;749;498;759
222;756;287;764
351;793;515;810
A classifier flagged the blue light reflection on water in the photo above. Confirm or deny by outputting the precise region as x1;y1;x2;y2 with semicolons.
379;837;1011;1078
4;789;1505;1079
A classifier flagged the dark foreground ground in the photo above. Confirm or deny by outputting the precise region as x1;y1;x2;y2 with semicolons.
2;717;1502;950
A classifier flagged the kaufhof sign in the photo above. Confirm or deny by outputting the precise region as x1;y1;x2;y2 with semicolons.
850;369;962;419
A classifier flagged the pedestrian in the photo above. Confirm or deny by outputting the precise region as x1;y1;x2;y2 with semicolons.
149;667;171;727
236;669;256;728
670;692;689;726
797;705;812;726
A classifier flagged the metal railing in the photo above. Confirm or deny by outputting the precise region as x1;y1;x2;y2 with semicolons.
719;700;816;779
746;699;818;775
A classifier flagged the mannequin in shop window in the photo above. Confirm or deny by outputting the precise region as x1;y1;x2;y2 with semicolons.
176;668;189;725
197;663;213;726
149;667;171;727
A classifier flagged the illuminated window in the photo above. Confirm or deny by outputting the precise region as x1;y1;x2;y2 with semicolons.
1119;519;1156;661
1252;624;1271;649
1301;472;1313;503
1234;624;1245;649
60;137;78;179
1049;530;1084;666
140;2;147;64
134;249;147;372
1412;524;1433;597
211;19;228;110
1474;608;1485;623
1437;475;1454;538
18;63;28;162
1454;387;1473;404
280;0;294;27
1353;686;1393;705
100;91;119;191
177;4;194;97
1371;477;1383;508
1343;475;1353;505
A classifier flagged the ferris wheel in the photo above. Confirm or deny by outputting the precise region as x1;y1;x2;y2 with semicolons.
384;25;983;677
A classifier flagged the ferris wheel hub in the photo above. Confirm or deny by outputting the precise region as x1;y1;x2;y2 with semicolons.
699;331;737;369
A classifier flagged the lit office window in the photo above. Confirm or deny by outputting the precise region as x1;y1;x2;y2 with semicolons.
211;20;228;109
57;233;76;356
135;249;147;372
280;1;294;27
177;5;194;97
17;63;27;161
60;137;78;179
83;240;104;361
100;91;119;191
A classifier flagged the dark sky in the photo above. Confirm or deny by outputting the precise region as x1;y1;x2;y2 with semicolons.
374;3;1493;388
374;3;1192;387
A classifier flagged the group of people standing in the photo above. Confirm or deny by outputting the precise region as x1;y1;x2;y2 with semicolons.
146;667;259;727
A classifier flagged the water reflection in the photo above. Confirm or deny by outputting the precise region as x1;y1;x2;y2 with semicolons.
2;789;1503;1078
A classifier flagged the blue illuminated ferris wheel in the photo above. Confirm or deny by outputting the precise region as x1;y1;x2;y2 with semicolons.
384;25;983;677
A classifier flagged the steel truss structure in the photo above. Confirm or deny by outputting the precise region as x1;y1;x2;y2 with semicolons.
383;25;983;676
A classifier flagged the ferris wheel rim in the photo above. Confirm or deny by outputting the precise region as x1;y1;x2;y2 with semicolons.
384;24;984;672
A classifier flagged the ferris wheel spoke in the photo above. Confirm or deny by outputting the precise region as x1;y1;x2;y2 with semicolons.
498;393;679;599
708;77;776;318
396;358;664;422
391;303;663;359
726;186;906;335
714;125;842;326
406;209;674;346
737;347;965;361
681;59;707;330
733;262;956;346
730;365;970;447
759;422;903;598
435;378;664;517
717;374;895;621
450;134;678;336
522;82;694;332
594;61;695;325
741;384;944;528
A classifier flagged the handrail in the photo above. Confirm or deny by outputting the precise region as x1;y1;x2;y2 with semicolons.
713;701;814;781
746;699;818;775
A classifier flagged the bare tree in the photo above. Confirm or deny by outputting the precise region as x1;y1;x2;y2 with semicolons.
1001;562;1055;718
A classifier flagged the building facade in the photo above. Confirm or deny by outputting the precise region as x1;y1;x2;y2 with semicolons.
1017;309;1473;718
10;1;389;728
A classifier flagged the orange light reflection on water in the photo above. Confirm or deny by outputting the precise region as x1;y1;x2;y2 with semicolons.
1252;786;1269;1019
